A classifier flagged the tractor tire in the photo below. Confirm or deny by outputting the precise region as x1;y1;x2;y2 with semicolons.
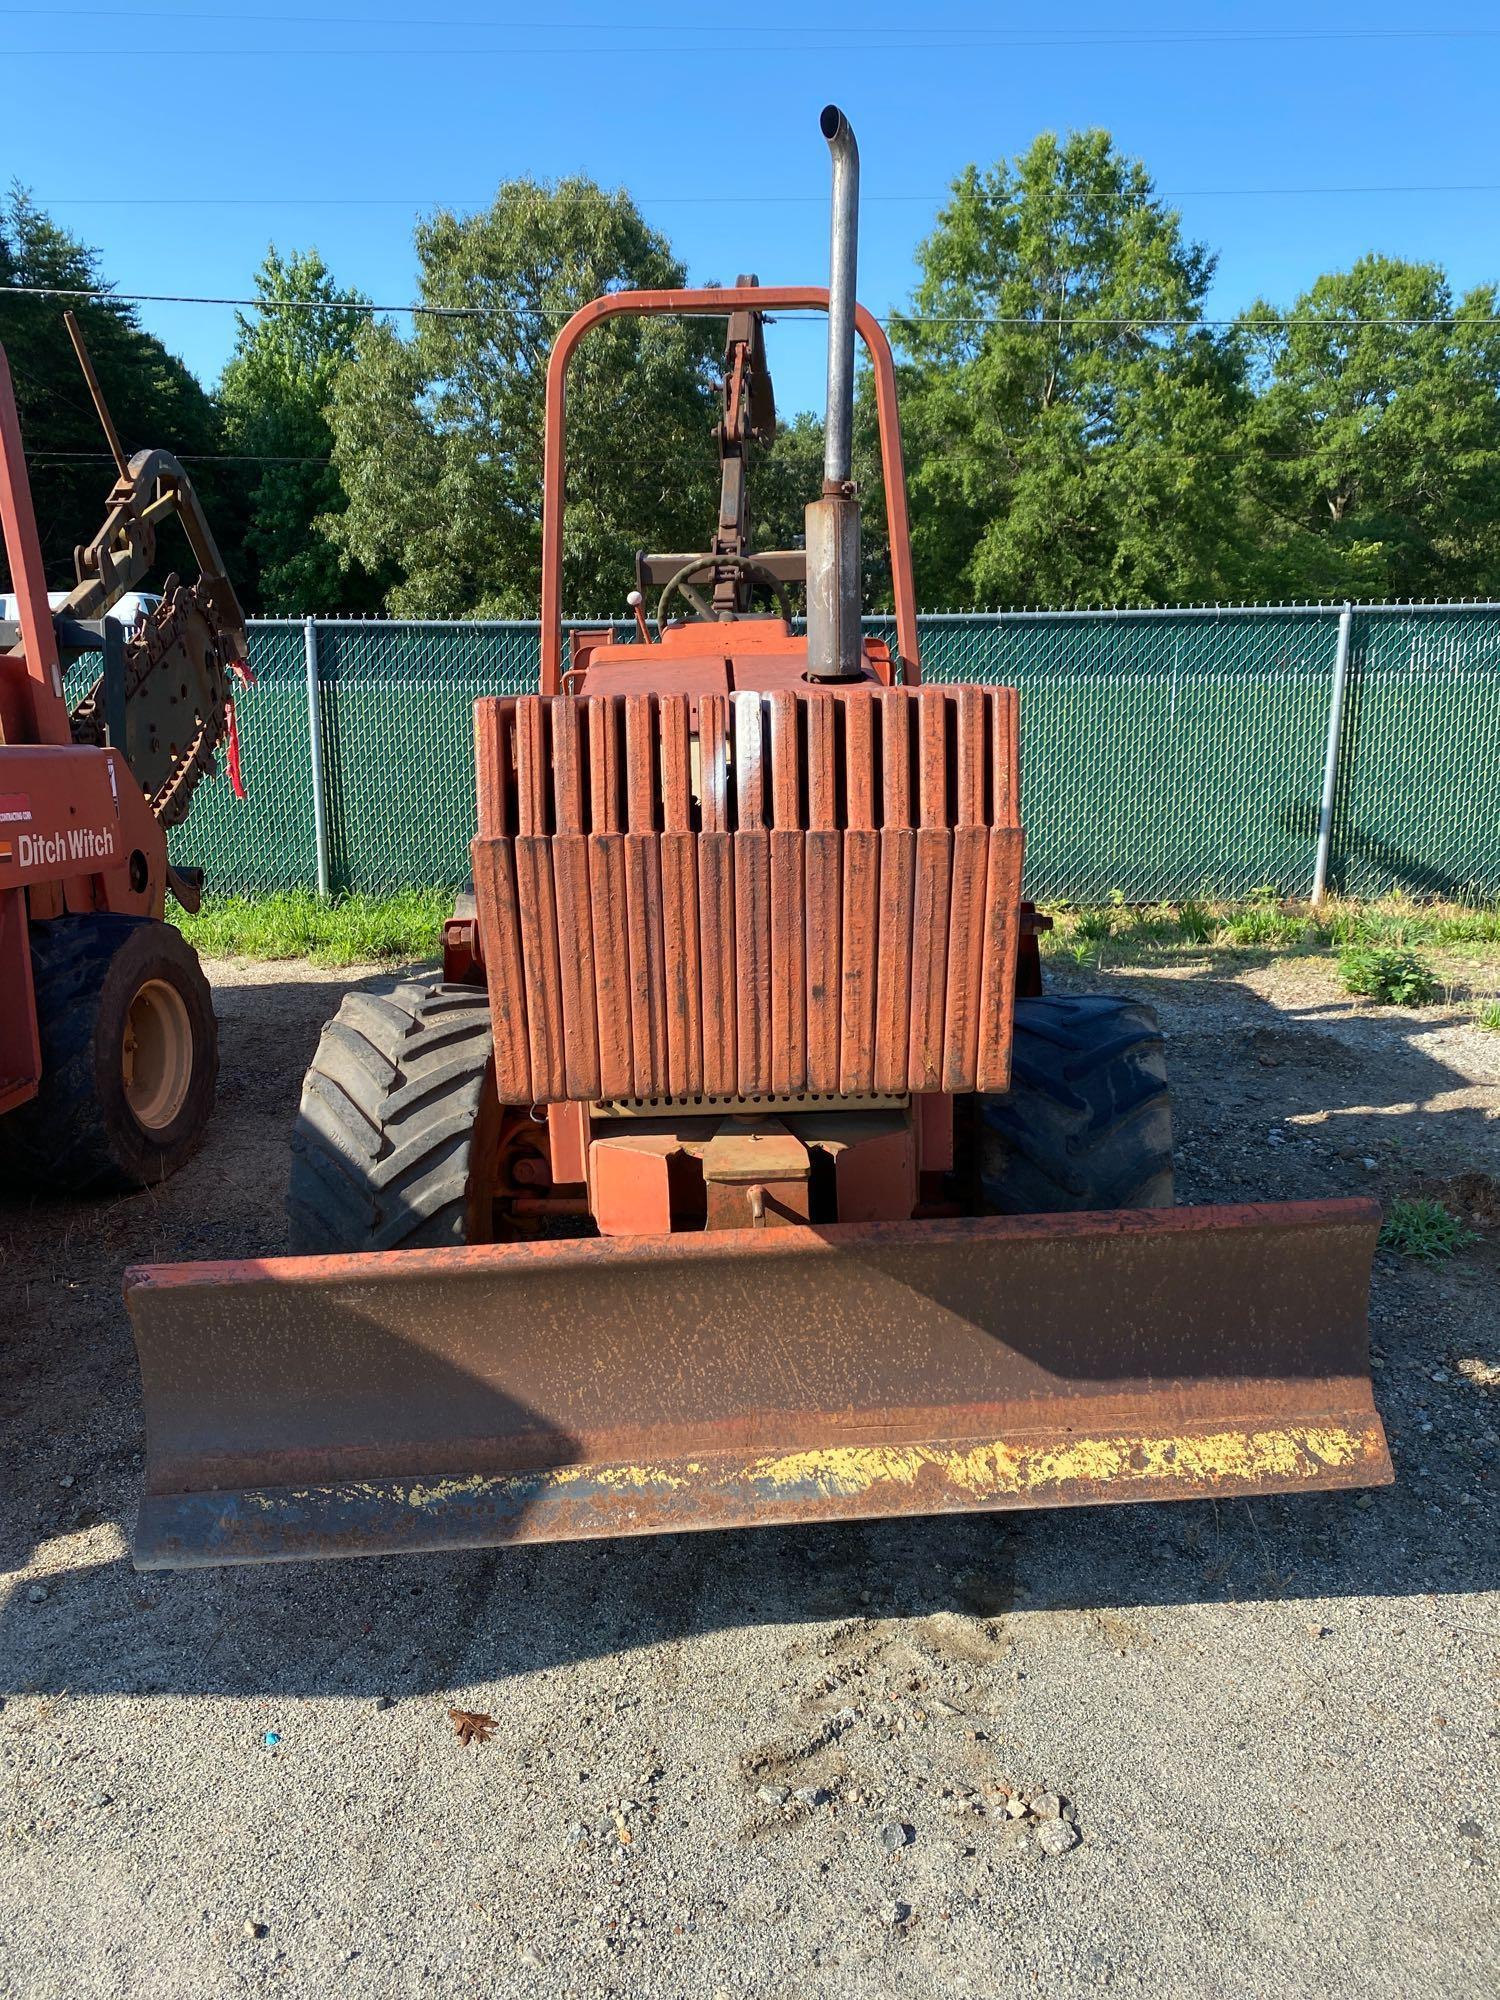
287;979;499;1255
1;913;218;1195
976;995;1174;1214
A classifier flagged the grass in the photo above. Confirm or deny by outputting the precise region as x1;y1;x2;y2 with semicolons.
1379;1197;1479;1263
1476;999;1500;1033
178;888;450;966
1041;892;1500;986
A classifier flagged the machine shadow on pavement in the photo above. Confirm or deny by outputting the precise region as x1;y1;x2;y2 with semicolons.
1;960;1495;1700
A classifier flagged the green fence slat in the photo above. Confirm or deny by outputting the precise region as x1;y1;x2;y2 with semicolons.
1333;610;1500;901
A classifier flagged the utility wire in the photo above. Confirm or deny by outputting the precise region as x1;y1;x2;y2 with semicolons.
30;183;1500;209
28;450;335;464
7;9;1499;44
10;26;1500;57
1;283;1496;332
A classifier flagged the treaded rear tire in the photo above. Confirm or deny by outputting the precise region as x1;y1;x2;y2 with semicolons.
286;978;496;1254
1;914;217;1195
977;994;1173;1213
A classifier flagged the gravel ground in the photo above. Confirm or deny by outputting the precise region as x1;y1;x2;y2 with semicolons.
1;951;1497;1999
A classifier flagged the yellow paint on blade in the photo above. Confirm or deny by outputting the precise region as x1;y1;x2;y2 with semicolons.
741;1423;1377;1501
391;1460;698;1509
262;1422;1383;1525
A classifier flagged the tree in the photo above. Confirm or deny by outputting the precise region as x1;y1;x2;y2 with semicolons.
324;182;721;617
890;131;1248;607
218;247;384;612
1232;258;1500;600
750;409;825;557
0;187;232;589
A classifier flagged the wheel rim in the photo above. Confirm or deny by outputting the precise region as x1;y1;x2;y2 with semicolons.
122;978;194;1133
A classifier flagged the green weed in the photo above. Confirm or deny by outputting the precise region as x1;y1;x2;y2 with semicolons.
1123;905;1181;948
1475;998;1500;1033
1379;1198;1478;1262
1218;904;1310;949
1337;945;1440;1006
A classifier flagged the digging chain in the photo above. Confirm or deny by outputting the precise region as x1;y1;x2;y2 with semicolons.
69;575;240;830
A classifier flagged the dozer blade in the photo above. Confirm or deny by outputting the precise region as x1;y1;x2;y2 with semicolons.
126;1200;1391;1569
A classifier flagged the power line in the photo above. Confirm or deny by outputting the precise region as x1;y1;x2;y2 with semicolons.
28;183;1500;210
9;25;1500;57
28;450;335;464
2;283;1496;333
0;283;482;317
7;8;1499;43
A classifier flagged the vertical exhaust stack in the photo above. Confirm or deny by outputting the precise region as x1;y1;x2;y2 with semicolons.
806;104;862;681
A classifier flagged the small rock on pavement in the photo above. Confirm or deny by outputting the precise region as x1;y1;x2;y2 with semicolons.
243;1921;268;1940
879;1820;913;1852
26;1584;47;1603
1029;1792;1063;1820
1036;1819;1080;1857
792;1786;829;1807
880;1900;911;1928
373;1695;394;1710
757;1783;791;1806
1004;1794;1029;1819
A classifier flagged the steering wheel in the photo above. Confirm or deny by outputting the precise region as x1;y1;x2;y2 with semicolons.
656;554;793;628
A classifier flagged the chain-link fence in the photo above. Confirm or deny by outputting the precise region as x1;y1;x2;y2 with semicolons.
168;605;1500;904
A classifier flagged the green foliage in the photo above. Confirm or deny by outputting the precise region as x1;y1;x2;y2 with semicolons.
752;411;824;560
1379;1198;1477;1262
1233;259;1500;600
323;181;721;617
1427;908;1500;945
1475;999;1500;1032
0;185;231;590
1175;899;1214;943
1337;944;1440;1005
219;248;384;613
891;132;1248;609
1120;904;1179;947
1219;904;1311;948
179;889;449;965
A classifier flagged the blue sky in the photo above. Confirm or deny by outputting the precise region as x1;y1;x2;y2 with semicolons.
10;2;1500;416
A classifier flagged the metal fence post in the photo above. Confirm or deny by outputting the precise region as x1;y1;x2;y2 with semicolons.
1311;603;1354;907
303;616;331;900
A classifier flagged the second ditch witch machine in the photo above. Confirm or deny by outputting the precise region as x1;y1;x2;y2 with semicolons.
126;108;1390;1569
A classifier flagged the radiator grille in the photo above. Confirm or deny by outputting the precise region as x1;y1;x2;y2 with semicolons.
472;686;1023;1104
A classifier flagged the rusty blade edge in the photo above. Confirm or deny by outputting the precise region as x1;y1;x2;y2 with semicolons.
123;1199;1383;1292
133;1415;1394;1569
